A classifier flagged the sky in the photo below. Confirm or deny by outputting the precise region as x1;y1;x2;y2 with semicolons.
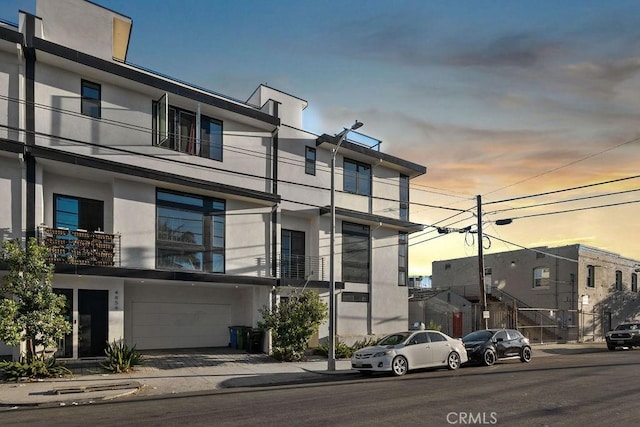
2;0;640;276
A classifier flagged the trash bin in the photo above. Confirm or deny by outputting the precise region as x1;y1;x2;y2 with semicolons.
228;326;239;349
229;326;249;350
247;328;264;353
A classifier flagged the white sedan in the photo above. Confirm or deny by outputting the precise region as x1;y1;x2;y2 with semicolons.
351;330;467;376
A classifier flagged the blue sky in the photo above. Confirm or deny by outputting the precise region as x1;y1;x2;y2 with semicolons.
2;1;640;274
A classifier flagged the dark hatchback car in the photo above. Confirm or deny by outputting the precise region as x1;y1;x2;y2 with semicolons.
605;322;640;351
462;329;532;366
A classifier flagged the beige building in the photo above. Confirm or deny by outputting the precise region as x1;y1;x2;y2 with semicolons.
431;244;640;343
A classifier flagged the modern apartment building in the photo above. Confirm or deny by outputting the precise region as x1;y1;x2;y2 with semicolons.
0;0;426;360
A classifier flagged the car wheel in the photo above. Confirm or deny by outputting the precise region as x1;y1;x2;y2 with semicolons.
482;349;496;366
392;355;409;376
607;344;616;351
447;351;461;370
520;346;532;363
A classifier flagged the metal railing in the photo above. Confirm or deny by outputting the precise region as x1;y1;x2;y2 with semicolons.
38;226;121;267
256;254;326;281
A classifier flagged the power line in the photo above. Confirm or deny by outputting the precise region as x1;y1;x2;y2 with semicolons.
496;198;640;222
483;134;640;197
486;187;640;215
485;174;640;206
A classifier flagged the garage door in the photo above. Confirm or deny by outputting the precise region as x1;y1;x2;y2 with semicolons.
131;302;231;349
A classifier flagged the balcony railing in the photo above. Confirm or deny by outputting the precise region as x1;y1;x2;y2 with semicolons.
256;254;326;281
38;226;121;267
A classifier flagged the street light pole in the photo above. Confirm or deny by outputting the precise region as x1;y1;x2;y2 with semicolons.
328;120;363;371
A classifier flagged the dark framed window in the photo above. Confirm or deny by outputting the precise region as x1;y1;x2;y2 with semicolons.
587;265;595;288
632;273;638;292
156;189;225;273
615;270;623;291
54;194;104;232
281;229;305;279
533;267;550;287
81;80;101;118
343;159;371;196
341;292;369;303
305;147;316;175
398;232;408;286
342;221;370;283
399;174;409;221
153;96;223;161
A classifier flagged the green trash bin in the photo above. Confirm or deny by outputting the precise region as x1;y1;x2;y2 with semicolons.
236;326;248;351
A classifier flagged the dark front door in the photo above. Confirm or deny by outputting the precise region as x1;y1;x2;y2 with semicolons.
78;290;108;358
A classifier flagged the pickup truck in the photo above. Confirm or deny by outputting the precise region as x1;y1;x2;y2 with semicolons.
605;322;640;350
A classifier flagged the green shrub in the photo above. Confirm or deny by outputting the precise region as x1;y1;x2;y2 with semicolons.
101;340;143;373
427;320;442;331
315;337;379;359
0;357;71;381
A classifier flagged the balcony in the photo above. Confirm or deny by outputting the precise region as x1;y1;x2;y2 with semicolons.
256;254;326;282
38;226;121;267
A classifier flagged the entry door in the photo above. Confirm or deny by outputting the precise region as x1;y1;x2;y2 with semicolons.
78;290;108;358
282;229;305;279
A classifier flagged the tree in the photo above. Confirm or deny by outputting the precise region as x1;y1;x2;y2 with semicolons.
0;238;71;363
258;288;328;361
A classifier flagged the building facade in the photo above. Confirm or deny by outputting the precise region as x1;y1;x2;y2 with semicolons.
0;0;425;360
431;244;640;343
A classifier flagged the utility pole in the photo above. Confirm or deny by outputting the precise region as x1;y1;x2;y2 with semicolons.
477;195;488;329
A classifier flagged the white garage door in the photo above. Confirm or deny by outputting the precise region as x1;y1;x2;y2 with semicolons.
131;302;231;349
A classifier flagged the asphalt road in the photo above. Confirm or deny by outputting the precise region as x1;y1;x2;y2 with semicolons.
3;350;640;426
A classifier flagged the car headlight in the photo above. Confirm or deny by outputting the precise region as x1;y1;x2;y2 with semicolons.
373;350;391;358
470;345;480;352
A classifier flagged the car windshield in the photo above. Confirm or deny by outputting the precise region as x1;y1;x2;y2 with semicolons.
463;330;494;342
616;323;640;330
377;332;412;346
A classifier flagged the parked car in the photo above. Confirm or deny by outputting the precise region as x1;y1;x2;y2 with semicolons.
462;329;532;366
605;322;640;351
351;330;468;376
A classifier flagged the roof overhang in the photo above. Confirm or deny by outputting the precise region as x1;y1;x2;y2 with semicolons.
319;206;424;233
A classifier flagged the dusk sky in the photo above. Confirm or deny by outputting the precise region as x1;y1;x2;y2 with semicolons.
2;1;640;276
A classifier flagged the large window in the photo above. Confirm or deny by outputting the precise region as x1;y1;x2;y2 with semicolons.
305;147;316;175
81;80;101;118
156;190;225;273
533;267;550;288
342;222;370;283
54;194;104;232
281;229;305;279
615;270;623;291
343;159;371;196
632;273;638;292
154;95;223;161
399;174;409;221
587;265;595;288
398;232;408;286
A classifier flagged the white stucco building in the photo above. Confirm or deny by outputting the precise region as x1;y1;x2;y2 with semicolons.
0;0;426;360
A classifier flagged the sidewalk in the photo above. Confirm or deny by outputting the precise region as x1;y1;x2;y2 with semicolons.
0;342;605;408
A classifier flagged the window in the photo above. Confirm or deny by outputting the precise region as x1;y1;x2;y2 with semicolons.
54;194;104;231
587;265;595;288
343;159;371;196
533;267;550;287
398;232;408;286
341;292;369;303
281;229;305;279
399;174;409;220
81;80;101;118
342;221;370;283
428;332;446;342
411;332;428;344
305;147;316;175
615;270;623;291
153;95;223;161
632;273;638;292
156;189;225;273
494;330;508;341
